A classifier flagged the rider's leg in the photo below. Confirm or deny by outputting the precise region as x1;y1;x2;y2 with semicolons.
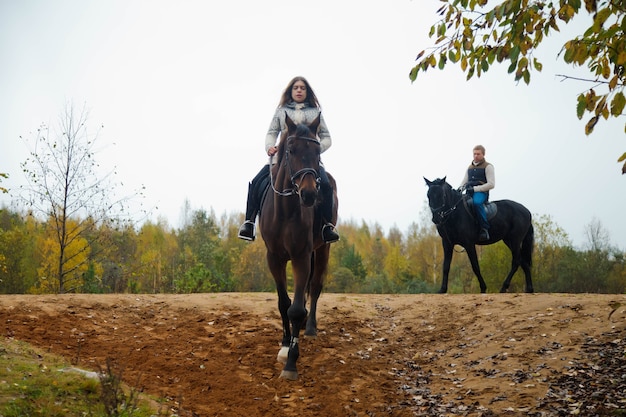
319;167;339;243
238;165;270;241
473;192;490;240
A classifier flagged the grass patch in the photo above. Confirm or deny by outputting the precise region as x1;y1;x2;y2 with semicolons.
0;338;171;416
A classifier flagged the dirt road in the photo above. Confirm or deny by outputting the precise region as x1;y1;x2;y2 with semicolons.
1;292;624;416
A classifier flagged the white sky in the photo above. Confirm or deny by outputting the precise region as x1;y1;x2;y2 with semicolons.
1;0;624;250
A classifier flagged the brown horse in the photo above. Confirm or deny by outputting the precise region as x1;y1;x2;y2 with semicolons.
259;113;338;380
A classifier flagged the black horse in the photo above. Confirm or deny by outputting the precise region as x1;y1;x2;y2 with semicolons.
424;177;534;294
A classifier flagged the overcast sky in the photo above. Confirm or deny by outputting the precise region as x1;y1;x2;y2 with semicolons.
1;0;624;250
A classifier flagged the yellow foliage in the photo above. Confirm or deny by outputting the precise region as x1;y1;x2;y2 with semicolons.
32;218;91;293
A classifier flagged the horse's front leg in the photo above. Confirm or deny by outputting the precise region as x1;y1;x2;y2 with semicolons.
280;255;311;380
466;245;487;293
438;242;454;294
305;246;329;337
267;253;291;365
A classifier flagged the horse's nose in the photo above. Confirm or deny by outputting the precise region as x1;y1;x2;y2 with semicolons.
299;189;317;207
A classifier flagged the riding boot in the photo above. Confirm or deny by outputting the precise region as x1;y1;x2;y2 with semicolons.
238;165;270;241
319;168;339;243
322;223;339;243
238;183;257;241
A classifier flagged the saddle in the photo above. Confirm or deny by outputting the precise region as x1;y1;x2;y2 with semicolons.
463;195;497;221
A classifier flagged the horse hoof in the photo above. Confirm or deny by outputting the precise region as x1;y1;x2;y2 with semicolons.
277;346;289;364
280;370;298;380
304;328;317;338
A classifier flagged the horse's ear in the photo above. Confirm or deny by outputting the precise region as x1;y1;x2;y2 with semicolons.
442;176;446;182
424;177;432;186
285;112;296;132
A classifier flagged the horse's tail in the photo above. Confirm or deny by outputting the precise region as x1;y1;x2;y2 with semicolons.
522;223;534;267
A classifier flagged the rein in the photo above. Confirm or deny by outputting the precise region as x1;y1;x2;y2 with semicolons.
270;135;321;197
430;186;467;250
431;188;464;225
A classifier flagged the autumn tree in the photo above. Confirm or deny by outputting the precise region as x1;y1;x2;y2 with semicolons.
404;221;440;292
584;216;611;251
231;240;274;292
19;104;139;293
532;214;571;291
327;238;367;292
133;219;178;293
176;207;234;293
410;0;626;173
34;217;93;293
0;209;38;293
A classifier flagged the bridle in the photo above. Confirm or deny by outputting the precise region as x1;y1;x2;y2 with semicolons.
270;135;321;197
428;182;468;253
429;185;463;225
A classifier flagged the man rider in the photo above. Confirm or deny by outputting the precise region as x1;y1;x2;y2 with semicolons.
459;145;494;241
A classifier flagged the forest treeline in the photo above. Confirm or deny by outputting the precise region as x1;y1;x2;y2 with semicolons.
0;206;624;295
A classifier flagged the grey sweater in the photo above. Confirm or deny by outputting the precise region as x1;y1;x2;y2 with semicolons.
265;101;332;163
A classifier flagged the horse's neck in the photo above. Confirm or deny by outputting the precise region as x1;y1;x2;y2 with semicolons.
271;165;299;209
273;163;289;185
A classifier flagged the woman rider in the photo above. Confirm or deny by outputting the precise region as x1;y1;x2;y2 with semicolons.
237;76;339;243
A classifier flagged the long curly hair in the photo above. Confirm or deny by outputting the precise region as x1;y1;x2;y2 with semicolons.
277;76;321;108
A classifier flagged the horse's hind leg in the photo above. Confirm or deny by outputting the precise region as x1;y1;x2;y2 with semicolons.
499;241;521;293
521;263;533;293
305;246;329;337
500;263;520;293
520;225;534;293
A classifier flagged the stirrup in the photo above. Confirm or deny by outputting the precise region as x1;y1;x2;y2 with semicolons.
238;220;256;241
322;223;339;243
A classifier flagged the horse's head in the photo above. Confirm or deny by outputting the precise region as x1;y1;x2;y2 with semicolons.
424;177;458;225
278;112;321;207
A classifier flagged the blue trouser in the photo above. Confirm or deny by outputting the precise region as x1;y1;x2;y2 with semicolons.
473;192;489;229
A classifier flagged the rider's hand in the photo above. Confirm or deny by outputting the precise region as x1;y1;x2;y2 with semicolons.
267;146;278;156
466;186;474;196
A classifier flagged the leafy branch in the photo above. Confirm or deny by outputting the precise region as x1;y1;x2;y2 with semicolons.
410;0;626;173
